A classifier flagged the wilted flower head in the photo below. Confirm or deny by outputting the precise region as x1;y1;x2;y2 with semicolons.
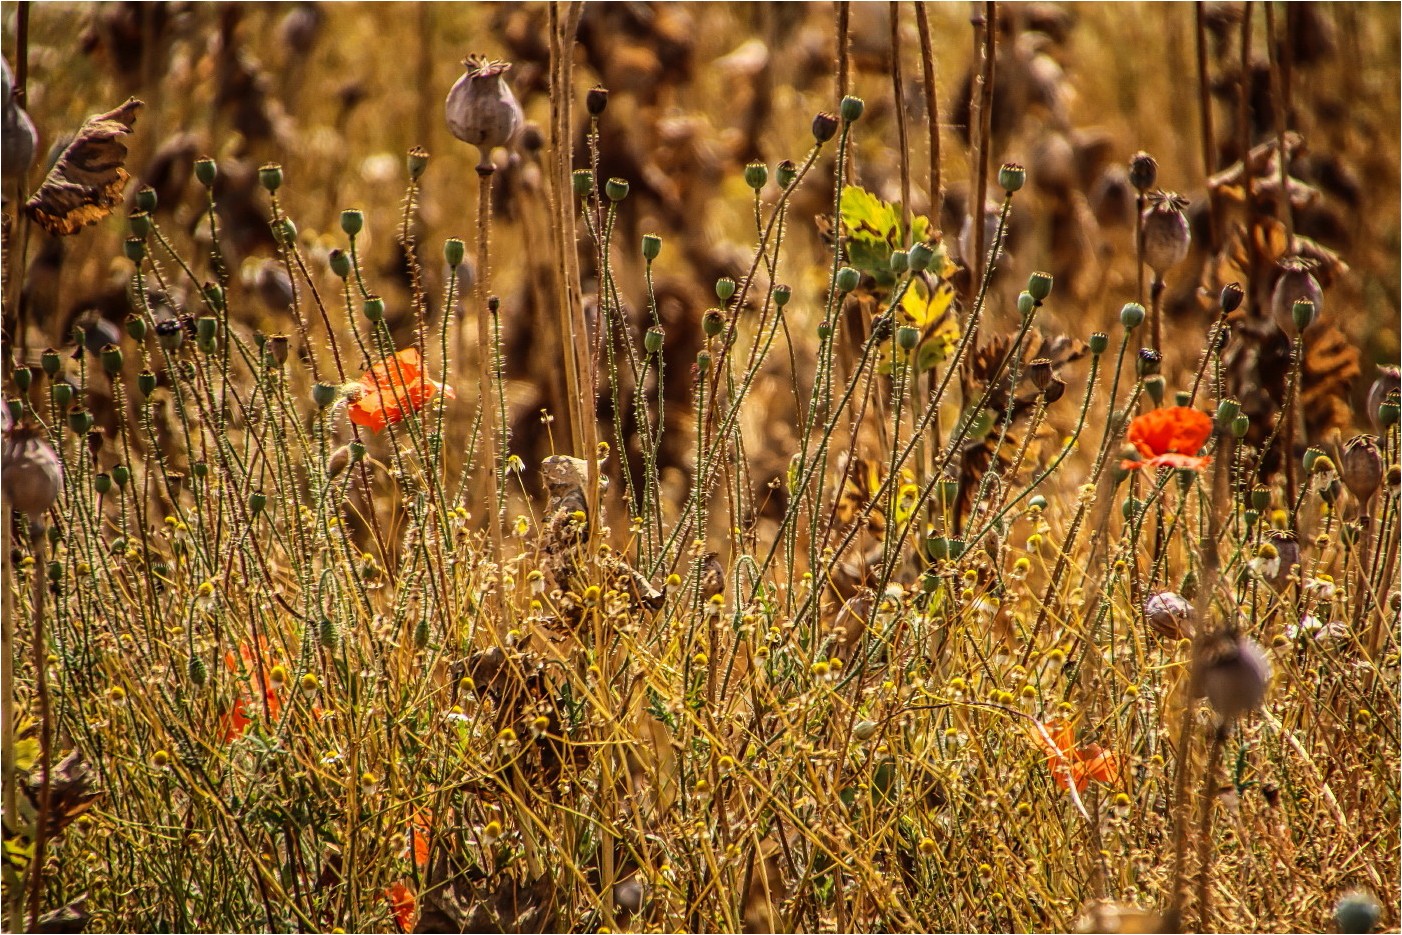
445;55;523;163
1144;591;1194;641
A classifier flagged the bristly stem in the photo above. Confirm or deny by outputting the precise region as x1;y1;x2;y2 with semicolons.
475;163;505;561
964;0;996;396
1194;1;1218;252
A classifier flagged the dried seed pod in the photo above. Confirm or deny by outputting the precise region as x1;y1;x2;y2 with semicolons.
445;56;523;164
2;424;63;520
1341;435;1384;504
1270;257;1324;335
1140;191;1190;276
1197;632;1270;721
1144;591;1194;641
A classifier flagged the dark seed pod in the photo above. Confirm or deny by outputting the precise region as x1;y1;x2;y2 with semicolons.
811;112;839;143
1197;632;1270;721
1128;151;1157;192
586;86;609;117
1341;435;1384;503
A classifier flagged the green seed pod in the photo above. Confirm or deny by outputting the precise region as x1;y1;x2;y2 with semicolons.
1379;390;1400;428
776;160;798;189
1143;375;1165;404
112;464;130;488
1174;390;1191;407
645;326;664;355
572;168;594;198
128;211;151;239
13;367;31;391
249;490;268;516
194;157;217;188
125;315;147;342
1028;494;1048;511
936;477;960;507
363;296;385;323
812;112;839;142
1334;890;1381;935
340;208;364;237
896;326;920;352
890;250;909;274
641;233;662;261
50;382;72;406
1027;271;1053;302
998;162;1026;193
835;266;860;294
1251;486;1271;510
312;382;339;409
702;309;724;338
715;278;737;302
1243;508;1258;529
123;237;146;263
697;351;712;375
772;284;792;308
135;185;157;213
413;616;430;650
188;655;208;686
1122;496;1141;522
406;146;430;180
191;461;208;479
94;472;112;495
1232;413;1250;438
839;96;864;123
265;333;289;367
907;241;934;273
1088;332;1109;355
1017;291;1036;319
1302;446;1325;473
259;163;284;192
47;561;61;584
817;321;832;341
137;370;157;398
1291;298;1316;332
100;344;124;376
1120;302;1145;329
348;441;366;464
196;317;218;345
67;407;92;434
605;177;629;202
319;617;339;650
443;238;465;269
744;162;768;191
273;217;297;247
1214;397;1241;433
329;248;352;279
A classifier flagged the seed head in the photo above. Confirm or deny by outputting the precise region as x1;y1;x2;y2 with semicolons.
1140;191;1190;276
445;56;524;163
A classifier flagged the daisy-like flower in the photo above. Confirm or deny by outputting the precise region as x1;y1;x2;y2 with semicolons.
1121;406;1213;472
347;348;455;432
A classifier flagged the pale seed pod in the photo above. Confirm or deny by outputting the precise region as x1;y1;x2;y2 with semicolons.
1270;258;1324;335
2;424;63;521
1144;591;1194;641
445;56;524;165
1197;632;1270;721
1340;434;1384;504
1140;191;1190;276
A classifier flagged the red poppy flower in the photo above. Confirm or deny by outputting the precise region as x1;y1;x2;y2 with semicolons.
348;348;455;433
1121;406;1212;472
1029;717;1122;793
221;640;282;742
385;881;417;931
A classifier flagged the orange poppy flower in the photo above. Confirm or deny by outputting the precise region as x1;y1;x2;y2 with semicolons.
348;348;455;433
1121;406;1213;472
1029;717;1121;793
221;640;282;742
405;811;431;870
385;880;417;931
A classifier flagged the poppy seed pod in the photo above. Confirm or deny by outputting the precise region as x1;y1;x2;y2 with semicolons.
1197;632;1270;721
2;424;63;520
1043;376;1066;404
1140;192;1190;276
1271;258;1323;334
1341;435;1384;503
835;267;860;294
1367;366;1400;431
744;162;767;191
1136;348;1161;378
1334;890;1382;935
1220;281;1244;313
1027;358;1054;392
839;95;864;123
641;233;662;262
259;163;283;193
446;56;523;163
890;250;909;274
776;160;798;189
1088;332;1109;355
907;242;935;273
772;284;792;308
1144;590;1193;641
194;156;217;188
329;248;351;279
586;85;609;117
406;146;429;180
1128;152;1157;192
605;177;629;202
715;278;737;302
998;163;1025;193
1119;302;1145;329
812;112;839;143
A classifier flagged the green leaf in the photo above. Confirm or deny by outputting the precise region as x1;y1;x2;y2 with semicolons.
839;185;932;278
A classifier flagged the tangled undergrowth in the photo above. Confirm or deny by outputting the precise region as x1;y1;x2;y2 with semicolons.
1;3;1399;933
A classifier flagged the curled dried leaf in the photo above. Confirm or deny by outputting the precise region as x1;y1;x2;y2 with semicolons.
24;97;143;236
